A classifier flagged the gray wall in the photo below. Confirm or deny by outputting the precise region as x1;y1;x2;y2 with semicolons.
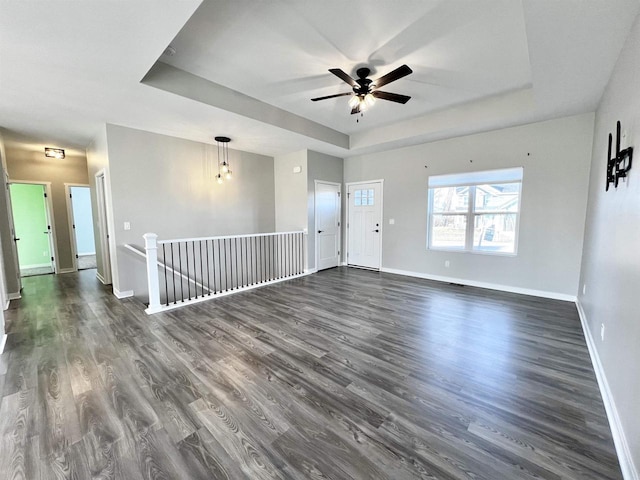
274;150;308;232
0;132;8;339
344;113;594;298
104;124;275;295
86;125;111;284
578;13;640;475
5;145;89;272
307;150;343;270
0;132;20;298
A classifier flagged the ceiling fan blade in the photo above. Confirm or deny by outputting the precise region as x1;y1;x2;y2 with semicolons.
372;90;411;104
329;68;357;87
372;64;413;89
311;92;353;102
351;104;361;115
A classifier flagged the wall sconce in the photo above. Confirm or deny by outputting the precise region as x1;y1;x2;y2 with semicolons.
44;147;65;159
606;121;633;191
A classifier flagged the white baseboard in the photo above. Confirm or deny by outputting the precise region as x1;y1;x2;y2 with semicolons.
78;252;96;257
0;334;7;354
7;292;21;301
340;262;347;266
305;268;318;274
113;288;133;299
20;262;52;269
3;299;9;310
379;267;576;301
576;300;638;480
96;272;106;284
58;268;75;274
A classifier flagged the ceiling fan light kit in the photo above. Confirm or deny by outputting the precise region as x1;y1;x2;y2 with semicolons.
311;64;413;119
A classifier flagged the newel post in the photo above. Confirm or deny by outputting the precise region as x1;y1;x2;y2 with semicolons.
143;233;161;313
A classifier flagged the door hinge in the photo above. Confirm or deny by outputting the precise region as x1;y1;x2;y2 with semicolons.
76;254;78;259
48;225;51;231
69;193;72;198
44;192;48;198
337;221;340;227
338;250;340;255
347;192;350;198
51;256;54;261
337;191;341;197
72;224;75;229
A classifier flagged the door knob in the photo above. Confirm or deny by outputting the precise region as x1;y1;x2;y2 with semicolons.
318;230;324;234
14;238;20;241
373;229;379;233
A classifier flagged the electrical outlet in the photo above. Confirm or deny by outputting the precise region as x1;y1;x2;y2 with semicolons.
583;284;586;295
600;323;605;341
124;222;131;231
445;260;450;268
389;219;395;225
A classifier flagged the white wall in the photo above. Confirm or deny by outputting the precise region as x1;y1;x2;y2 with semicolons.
104;124;275;295
274;150;307;232
578;13;640;478
345;113;594;299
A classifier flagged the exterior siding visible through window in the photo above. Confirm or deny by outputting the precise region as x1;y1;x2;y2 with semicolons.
427;168;523;255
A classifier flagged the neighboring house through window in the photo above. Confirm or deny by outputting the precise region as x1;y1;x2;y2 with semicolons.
427;167;523;254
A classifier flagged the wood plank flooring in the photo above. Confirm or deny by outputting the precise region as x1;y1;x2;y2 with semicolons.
0;267;622;479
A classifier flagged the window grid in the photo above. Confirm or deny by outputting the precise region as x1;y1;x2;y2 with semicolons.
428;180;521;255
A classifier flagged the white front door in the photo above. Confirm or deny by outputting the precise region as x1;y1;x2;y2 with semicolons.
315;181;341;271
347;181;383;269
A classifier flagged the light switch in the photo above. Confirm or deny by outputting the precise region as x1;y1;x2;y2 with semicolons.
124;222;131;231
389;219;395;225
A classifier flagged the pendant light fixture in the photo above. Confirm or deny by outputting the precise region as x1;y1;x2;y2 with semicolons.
215;136;231;184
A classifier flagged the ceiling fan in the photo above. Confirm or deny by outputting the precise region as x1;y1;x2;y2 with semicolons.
311;64;413;114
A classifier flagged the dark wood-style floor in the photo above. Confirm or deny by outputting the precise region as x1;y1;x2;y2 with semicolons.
0;268;622;479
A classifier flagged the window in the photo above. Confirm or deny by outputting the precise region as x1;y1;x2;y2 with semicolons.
427;167;522;254
354;188;374;206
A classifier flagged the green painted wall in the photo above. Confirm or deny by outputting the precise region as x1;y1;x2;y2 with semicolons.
9;183;51;268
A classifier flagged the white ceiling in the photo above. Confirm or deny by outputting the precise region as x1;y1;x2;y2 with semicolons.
0;0;638;158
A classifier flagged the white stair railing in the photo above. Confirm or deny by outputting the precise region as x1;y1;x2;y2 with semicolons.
143;231;308;314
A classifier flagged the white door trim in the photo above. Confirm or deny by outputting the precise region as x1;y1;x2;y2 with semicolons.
95;169;114;285
64;183;91;272
9;180;59;274
314;180;342;271
345;179;384;270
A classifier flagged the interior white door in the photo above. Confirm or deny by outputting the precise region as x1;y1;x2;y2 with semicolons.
315;181;341;271
347;182;382;269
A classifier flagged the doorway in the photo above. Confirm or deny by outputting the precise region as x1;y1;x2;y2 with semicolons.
66;184;97;271
346;180;383;270
315;181;341;271
9;182;57;277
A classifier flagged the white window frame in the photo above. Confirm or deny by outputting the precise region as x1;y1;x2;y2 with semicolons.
427;169;523;256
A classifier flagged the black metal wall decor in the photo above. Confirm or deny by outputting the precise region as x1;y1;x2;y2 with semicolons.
606;121;633;191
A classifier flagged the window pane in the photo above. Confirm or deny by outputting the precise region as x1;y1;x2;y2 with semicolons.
430;215;467;249
432;187;469;213
354;197;361;206
368;197;374;206
474;183;520;212
473;214;517;253
355;190;362;198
